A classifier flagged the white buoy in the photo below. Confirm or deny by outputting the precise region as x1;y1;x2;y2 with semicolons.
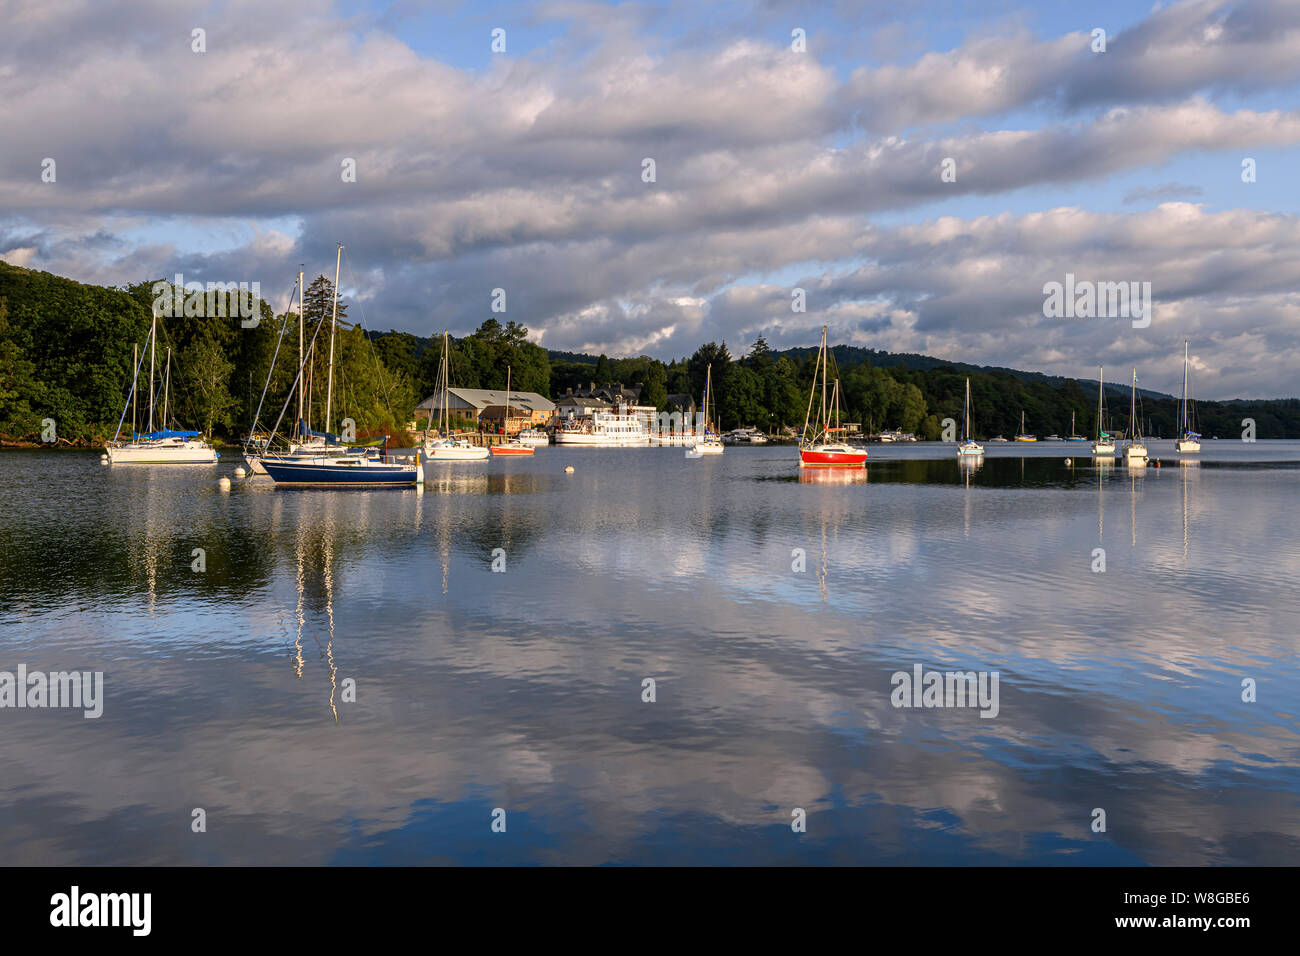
564;465;575;473
1065;458;1072;466
218;476;231;490
234;466;246;478
100;454;108;465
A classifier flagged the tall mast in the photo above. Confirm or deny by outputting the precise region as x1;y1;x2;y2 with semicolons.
505;364;512;433
132;342;138;436
1130;368;1138;438
1180;339;1189;435
707;364;717;434
325;243;342;433
801;326;826;443
297;268;305;431
306;341;313;431
163;347;170;427
820;330;828;436
147;315;156;433
1097;366;1104;439
964;378;971;441
443;330;450;434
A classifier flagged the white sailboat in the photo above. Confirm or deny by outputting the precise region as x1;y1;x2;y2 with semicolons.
105;315;218;464
1174;340;1201;453
1124;368;1147;465
424;330;489;461
956;377;984;457
691;363;724;455
1092;366;1116;456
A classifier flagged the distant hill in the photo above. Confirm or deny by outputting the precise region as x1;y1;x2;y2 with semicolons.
549;343;1176;399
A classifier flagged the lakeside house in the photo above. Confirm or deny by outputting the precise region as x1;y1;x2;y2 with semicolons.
555;382;659;432
664;393;698;420
416;387;556;433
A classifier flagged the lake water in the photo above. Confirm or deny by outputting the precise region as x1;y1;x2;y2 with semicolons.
1;441;1297;865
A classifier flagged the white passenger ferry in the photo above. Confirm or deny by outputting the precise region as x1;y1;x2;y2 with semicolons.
554;408;650;446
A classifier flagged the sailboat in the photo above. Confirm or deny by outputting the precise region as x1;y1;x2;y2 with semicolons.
260;246;422;487
424;330;490;461
1124;368;1147;465
247;258;387;475
1092;367;1115;456
490;366;534;456
1066;410;1086;441
691;363;724;455
1014;411;1036;442
105;315;218;464
798;327;867;468
1174;340;1201;453
956;378;984;457
243;268;351;475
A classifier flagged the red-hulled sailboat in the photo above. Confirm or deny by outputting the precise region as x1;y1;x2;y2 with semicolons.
798;326;868;469
490;365;535;456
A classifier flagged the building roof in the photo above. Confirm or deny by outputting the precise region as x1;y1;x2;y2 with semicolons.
555;394;612;409
416;386;555;413
562;382;643;405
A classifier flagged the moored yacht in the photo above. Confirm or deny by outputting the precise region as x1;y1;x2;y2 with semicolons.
798;327;868;469
516;428;549;447
490;366;535;456
105;322;217;465
1092;366;1116;456
956;378;984;458
1014;412;1036;442
691;364;724;455
424;331;489;460
1174;340;1201;454
1124;368;1147;465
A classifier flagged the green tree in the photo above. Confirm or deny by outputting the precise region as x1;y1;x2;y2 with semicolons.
184;336;237;436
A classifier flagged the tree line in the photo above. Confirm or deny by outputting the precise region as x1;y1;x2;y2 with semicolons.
1;260;1297;444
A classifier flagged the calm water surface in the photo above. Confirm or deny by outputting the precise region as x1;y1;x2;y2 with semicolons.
1;441;1298;865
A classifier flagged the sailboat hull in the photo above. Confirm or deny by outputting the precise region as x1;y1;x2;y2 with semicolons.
799;445;868;468
1175;439;1201;453
105;440;218;464
425;441;489;460
692;440;724;455
490;443;534;456
261;456;421;486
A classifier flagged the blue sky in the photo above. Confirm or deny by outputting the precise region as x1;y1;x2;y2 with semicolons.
2;0;1299;397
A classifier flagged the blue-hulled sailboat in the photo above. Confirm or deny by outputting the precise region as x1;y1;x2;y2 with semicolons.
252;246;422;488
